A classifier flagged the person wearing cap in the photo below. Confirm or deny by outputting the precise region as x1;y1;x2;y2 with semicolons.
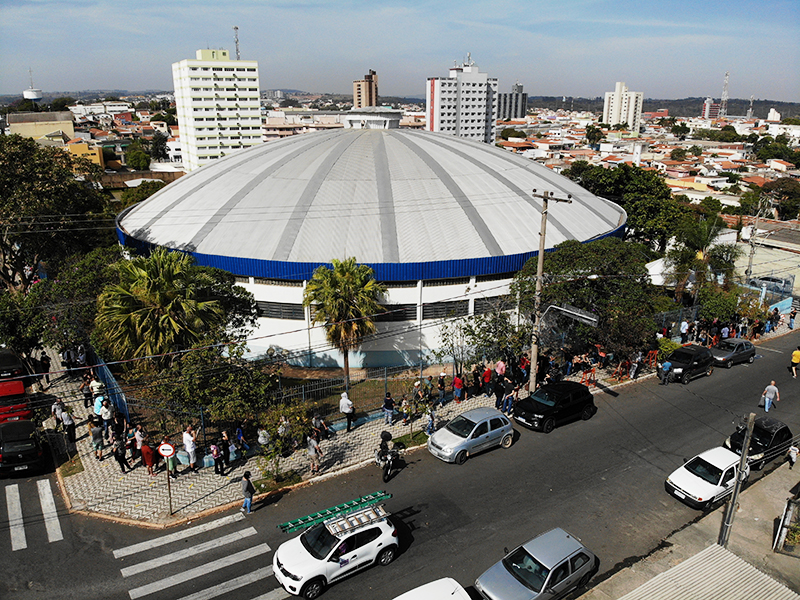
382;392;395;425
339;391;355;432
437;372;447;406
311;413;330;440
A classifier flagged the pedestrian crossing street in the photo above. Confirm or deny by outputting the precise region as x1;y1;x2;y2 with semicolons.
2;478;64;551
113;513;291;600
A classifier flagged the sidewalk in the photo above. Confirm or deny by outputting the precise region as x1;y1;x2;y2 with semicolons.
579;461;800;597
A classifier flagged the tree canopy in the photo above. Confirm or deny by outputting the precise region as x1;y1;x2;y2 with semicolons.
763;178;800;220
120;180;166;209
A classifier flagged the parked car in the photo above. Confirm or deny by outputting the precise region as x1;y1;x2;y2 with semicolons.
392;578;471;600
0;348;25;381
724;416;793;471
0;379;33;424
427;407;513;465
0;420;46;476
513;381;596;434
273;506;398;599
474;527;599;600
665;446;749;510
710;339;756;368
748;275;793;295
658;344;714;384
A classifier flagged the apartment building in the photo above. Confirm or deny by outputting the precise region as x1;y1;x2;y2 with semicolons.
497;82;528;120
602;81;643;136
172;48;261;171
426;56;498;143
353;69;378;108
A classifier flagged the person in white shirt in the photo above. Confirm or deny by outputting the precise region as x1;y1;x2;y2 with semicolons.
183;425;198;472
339;392;355;432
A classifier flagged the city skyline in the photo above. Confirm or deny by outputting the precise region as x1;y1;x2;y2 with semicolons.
1;0;798;103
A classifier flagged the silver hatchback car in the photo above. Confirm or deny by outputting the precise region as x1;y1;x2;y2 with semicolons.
475;528;599;600
427;407;513;465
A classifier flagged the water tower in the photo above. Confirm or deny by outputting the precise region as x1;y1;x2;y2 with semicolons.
22;68;43;104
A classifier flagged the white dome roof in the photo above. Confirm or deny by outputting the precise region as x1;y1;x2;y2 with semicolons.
117;129;625;281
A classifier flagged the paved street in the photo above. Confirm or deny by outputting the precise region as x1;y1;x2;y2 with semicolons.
2;328;798;600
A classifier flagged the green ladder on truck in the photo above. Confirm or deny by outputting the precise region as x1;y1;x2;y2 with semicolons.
278;491;392;533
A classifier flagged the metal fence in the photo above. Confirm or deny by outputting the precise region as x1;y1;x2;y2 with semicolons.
653;305;702;341
91;350;130;424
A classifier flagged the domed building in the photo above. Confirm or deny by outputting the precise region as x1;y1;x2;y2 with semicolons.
117;114;626;367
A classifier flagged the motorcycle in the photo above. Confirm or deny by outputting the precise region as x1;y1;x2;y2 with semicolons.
375;431;405;483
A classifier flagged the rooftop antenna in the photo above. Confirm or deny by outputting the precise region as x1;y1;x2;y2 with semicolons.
233;26;240;60
719;71;729;119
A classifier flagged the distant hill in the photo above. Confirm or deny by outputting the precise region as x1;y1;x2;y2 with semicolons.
526;96;800;119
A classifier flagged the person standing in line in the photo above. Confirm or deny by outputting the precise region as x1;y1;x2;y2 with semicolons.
39;351;51;387
762;381;780;412
241;471;255;514
438;372;447;406
452;373;463;403
221;430;232;468
183;424;198;473
382;392;395;425
91;417;104;461
51;398;65;431
307;432;324;475
791;346;800;379
141;436;156;476
89;373;105;398
112;434;132;474
61;407;76;445
495;358;506;379
790;308;797;330
660;359;672;386
482;366;493;397
680;320;689;344
787;443;798;469
132;424;145;463
210;441;224;476
79;372;93;408
339;392;355;432
100;399;115;440
501;376;516;415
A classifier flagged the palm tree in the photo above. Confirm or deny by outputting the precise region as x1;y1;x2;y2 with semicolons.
95;247;226;362
303;258;386;385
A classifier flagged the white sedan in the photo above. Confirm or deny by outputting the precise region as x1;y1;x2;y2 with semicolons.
665;446;749;510
392;578;471;599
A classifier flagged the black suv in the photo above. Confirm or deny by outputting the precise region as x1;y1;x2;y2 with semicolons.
513;381;597;433
659;344;714;384
724;416;793;470
0;420;46;476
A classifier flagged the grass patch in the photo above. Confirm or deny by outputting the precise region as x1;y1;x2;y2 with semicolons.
392;429;429;448
59;454;85;478
253;469;302;494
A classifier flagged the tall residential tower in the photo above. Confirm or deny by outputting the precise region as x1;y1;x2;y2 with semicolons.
353;70;378;108
498;82;528;120
172;49;262;172
602;81;643;135
426;55;498;144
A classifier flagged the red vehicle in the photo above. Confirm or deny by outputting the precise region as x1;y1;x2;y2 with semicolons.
0;379;32;424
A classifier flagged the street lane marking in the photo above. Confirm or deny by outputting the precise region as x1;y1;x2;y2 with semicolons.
5;484;26;551
173;566;275;600
113;512;245;558
37;479;63;544
121;527;260;577
249;589;291;600
758;347;783;353
127;542;271;599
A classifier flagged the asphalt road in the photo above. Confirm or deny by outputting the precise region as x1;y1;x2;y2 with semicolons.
2;332;798;600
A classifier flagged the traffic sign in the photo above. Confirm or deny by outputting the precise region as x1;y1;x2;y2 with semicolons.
158;442;175;458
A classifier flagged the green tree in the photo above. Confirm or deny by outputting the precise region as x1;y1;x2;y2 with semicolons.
697;286;739;322
585;124;605;146
151;112;177;126
671;123;689;137
94;248;229;363
0;135;109;295
50;97;76;112
512;238;657;356
670;148;688;161
500;128;526;140
120;180;166;209
763;178;800;220
149;131;169;161
280;98;300;108
302;258;386;385
611;122;628;131
700;196;722;215
125;142;151;170
0;286;47;372
689;145;703;156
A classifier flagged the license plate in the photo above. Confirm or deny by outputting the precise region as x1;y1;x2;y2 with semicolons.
516;416;528;424
673;490;685;499
14;465;28;471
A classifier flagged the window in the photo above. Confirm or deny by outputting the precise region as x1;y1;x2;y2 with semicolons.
423;300;468;320
571;552;590;572
472;422;489;438
475;296;515;315
721;467;735;486
489;417;505;431
549;561;570;586
375;305;417;322
354;528;381;548
256;301;304;320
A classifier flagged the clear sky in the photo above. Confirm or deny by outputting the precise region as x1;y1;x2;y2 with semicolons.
1;0;798;102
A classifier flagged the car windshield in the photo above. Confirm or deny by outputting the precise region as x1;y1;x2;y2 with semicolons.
300;523;339;560
669;350;694;363
502;547;549;592
530;388;556;407
446;415;476;438
718;340;738;352
4;440;36;453
732;426;773;454
684;457;722;485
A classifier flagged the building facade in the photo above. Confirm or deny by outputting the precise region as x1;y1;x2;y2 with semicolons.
602;81;643;135
353;70;378;109
172;49;262;172
702;98;720;119
426;56;498;144
497;82;528;120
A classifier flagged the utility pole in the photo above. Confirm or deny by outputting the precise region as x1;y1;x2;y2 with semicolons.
719;412;755;547
529;190;572;389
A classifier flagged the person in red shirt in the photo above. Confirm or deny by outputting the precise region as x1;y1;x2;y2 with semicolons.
453;373;464;403
482;365;493;396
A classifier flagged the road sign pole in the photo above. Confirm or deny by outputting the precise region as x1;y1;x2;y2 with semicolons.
158;442;176;516
167;463;173;516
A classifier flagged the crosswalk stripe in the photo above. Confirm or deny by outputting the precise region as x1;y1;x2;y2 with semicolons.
37;479;63;544
121;527;260;577
113;512;246;558
5;484;26;551
173;565;275;600
249;588;291;600
127;542;271;599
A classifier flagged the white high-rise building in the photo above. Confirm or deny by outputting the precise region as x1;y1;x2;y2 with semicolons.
602;81;643;136
426;55;498;144
172;49;262;172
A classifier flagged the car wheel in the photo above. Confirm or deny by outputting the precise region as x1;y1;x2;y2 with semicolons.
578;572;592;588
301;578;326;600
377;545;397;566
726;360;733;369
455;450;467;465
581;406;594;421
702;499;714;511
543;418;555;434
501;434;513;449
706;365;713;377
681;373;691;385
748;354;755;364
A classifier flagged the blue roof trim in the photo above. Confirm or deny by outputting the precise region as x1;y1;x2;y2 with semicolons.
117;221;626;281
